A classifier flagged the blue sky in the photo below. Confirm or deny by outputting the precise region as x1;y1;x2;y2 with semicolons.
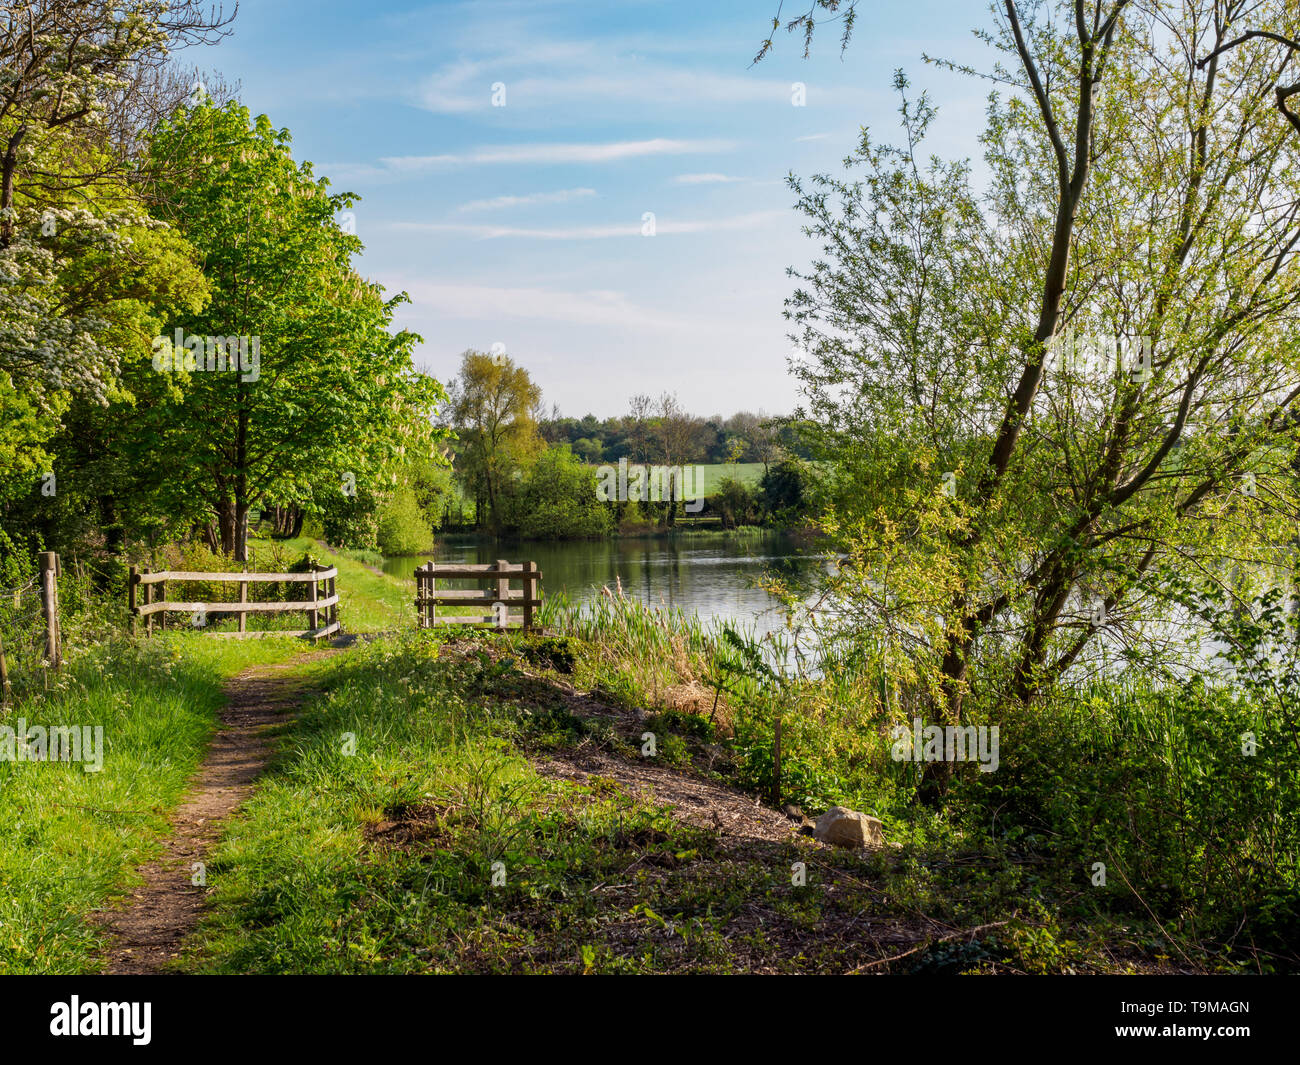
203;0;991;417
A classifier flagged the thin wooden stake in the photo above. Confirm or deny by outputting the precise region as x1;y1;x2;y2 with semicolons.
496;558;509;629
129;565;139;637
523;561;536;632
39;552;60;670
0;632;11;707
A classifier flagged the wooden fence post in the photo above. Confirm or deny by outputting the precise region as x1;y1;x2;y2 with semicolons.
239;571;248;633
523;561;536;633
310;565;320;631
415;562;424;629
416;561;435;629
496;559;509;629
0;632;10;707
39;551;60;670
144;567;154;636
158;575;167;632
129;565;139;637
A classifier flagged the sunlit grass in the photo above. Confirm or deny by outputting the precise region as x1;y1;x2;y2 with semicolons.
0;632;300;973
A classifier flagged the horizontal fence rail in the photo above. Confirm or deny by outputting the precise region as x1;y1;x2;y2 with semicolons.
415;559;540;632
131;569;335;583
129;565;341;641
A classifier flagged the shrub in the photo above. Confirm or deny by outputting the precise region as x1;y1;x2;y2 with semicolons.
509;448;612;540
319;485;380;551
709;476;758;529
759;458;815;524
377;485;434;556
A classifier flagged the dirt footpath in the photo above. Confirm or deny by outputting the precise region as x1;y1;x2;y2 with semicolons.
98;650;339;974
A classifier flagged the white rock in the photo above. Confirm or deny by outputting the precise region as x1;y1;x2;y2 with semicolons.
813;806;884;848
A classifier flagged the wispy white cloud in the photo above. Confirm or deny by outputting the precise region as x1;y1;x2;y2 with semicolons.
385;138;732;169
415;54;804;114
321;138;733;184
795;132;830;142
391;280;674;329
456;187;597;212
391;210;785;240
671;172;744;185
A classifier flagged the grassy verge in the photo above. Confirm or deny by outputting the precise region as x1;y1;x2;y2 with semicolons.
0;631;301;974
184;632;706;973
182;629;1176;974
297;537;412;632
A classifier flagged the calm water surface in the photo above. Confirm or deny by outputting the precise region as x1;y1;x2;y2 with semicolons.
379;537;1285;677
381;533;824;640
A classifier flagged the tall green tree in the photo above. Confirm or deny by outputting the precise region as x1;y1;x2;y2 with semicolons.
145;100;445;560
0;1;231;561
0;1;233;248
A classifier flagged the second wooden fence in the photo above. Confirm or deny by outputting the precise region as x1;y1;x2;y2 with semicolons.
415;560;540;632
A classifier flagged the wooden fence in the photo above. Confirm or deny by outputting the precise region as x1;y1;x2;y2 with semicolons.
129;565;340;641
415;560;540;632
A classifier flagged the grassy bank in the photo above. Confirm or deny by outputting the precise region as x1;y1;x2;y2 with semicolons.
183;630;1103;974
538;593;1300;972
0;632;301;974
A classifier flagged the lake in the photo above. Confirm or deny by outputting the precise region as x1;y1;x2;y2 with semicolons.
377;536;1279;679
380;533;824;640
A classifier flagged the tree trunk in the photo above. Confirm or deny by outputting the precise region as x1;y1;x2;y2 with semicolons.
234;499;249;562
98;494;124;556
485;468;498;535
200;521;219;552
215;500;236;556
0;127;28;248
917;636;972;802
234;389;250;561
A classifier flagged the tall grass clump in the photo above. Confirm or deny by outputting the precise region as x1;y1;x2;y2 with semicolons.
541;586;910;817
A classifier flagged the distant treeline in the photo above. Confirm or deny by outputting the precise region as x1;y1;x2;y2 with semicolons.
538;401;812;467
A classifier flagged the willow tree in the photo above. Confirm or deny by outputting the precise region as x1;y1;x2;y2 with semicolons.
448;351;542;534
771;1;1300;732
